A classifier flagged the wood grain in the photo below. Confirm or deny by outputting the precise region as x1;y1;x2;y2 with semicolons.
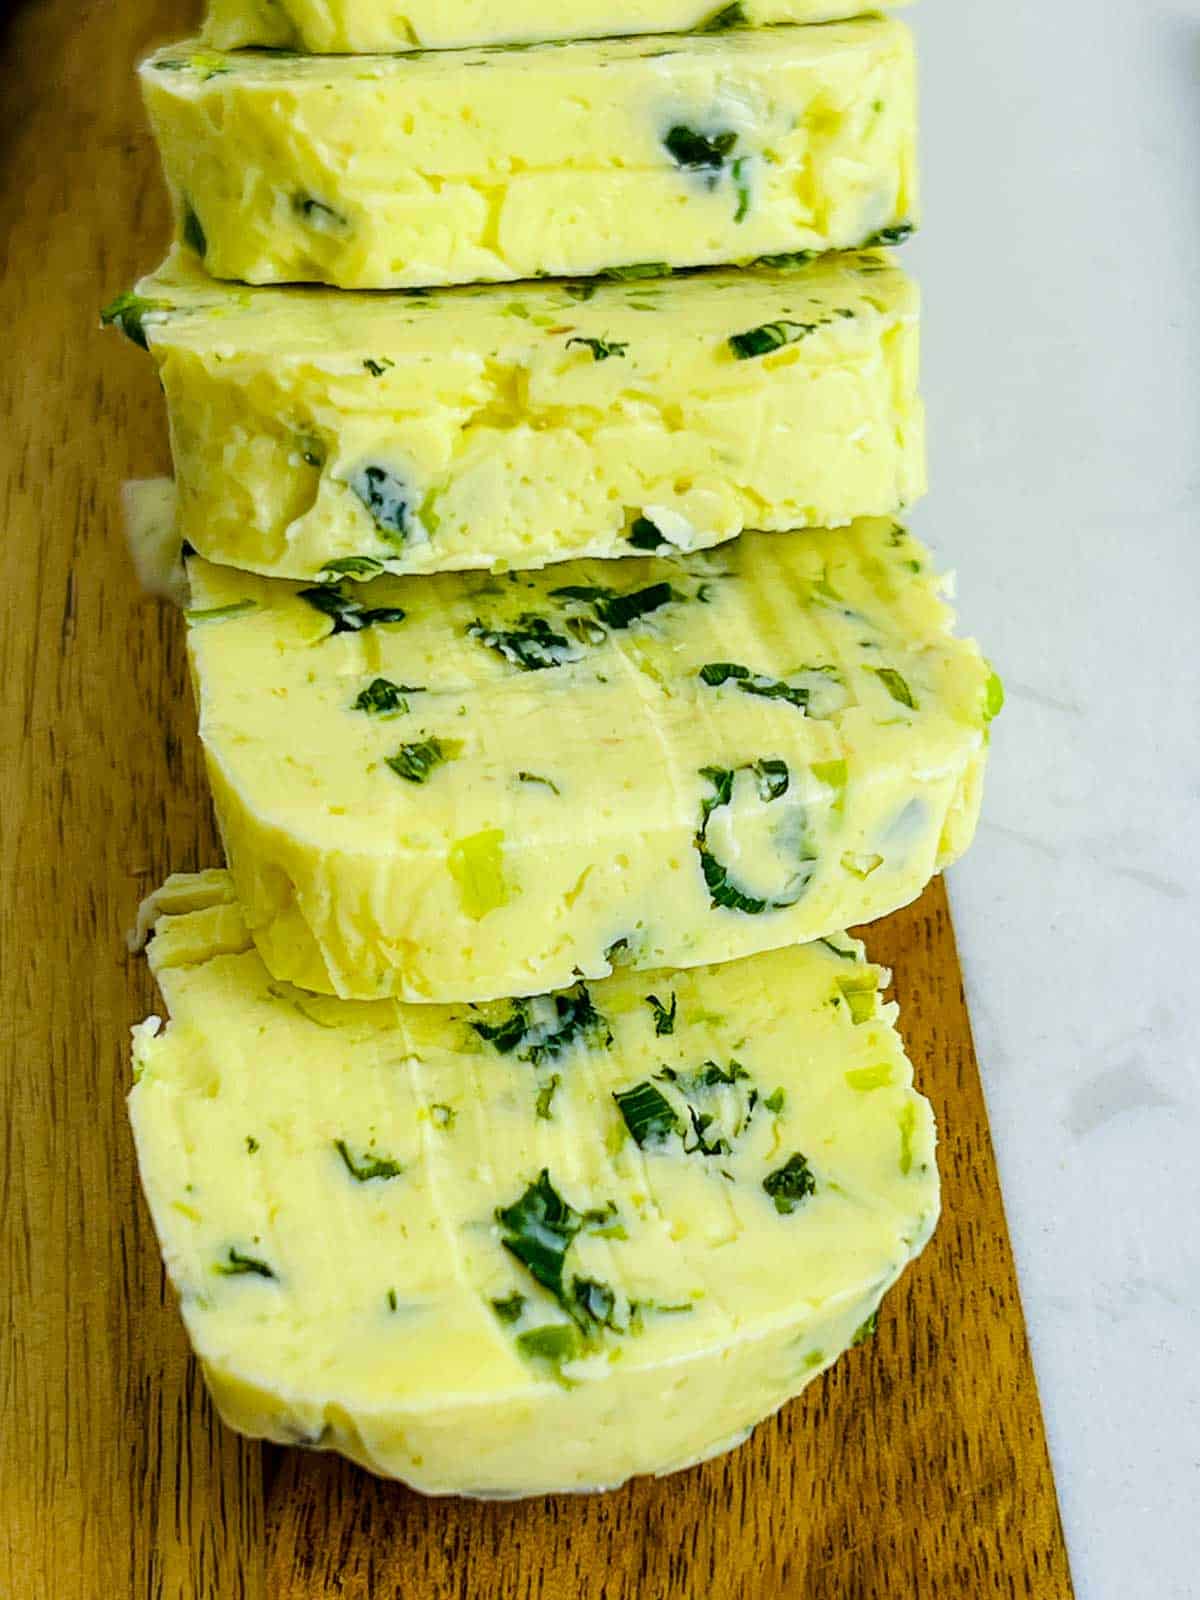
0;2;1072;1596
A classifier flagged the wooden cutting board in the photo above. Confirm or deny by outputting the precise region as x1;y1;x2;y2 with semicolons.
0;1;1073;1594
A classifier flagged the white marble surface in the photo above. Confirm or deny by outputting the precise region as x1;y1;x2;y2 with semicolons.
909;3;1200;1595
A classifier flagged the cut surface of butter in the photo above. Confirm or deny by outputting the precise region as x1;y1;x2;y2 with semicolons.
203;0;907;54
185;519;997;1003
141;22;917;289
130;873;939;1496
119;249;923;581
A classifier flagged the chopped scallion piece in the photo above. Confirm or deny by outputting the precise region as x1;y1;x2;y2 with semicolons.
334;1140;404;1182
762;1153;817;1215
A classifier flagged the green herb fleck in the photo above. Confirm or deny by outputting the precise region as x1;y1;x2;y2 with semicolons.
613;1081;681;1148
812;758;848;814
515;1323;581;1368
384;736;456;785
763;1153;817;1215
348;464;411;544
467;614;578;671
297;584;406;636
518;770;560;795
852;1308;879;1345
535;1074;562;1121
732;157;751;223
469;1004;528;1055
292;192;348;231
471;982;611;1065
899;1102;917;1175
320;556;386;581
600;262;672;281
353;676;422;716
698;661;811;712
728;319;819;360
752;250;817;269
363;357;395;377
674;1059;750;1090
627;515;666;551
100;290;169;350
863;222;915;247
633;1299;696;1325
572;1276;618;1330
491;1291;527;1325
182;202;207;258
495;1169;583;1309
845;1063;893;1092
645;992;677;1035
835;973;878;1024
566;335;628;362
665;124;738;171
334;1140;404;1182
699;1;746;28
764;1088;786;1114
695;761;815;915
983;665;1005;722
697;771;765;913
580;1200;625;1238
216;1247;276;1279
190;50;229;78
551;579;677;631
155;50;230;78
387;1288;399;1312
840;851;883;880
683;1105;730;1157
183;599;257;624
245;1136;259;1154
870;666;917;709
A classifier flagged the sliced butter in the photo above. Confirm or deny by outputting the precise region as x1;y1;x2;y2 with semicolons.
141;22;917;289
130;872;938;1496
113;248;923;582
184;519;999;1003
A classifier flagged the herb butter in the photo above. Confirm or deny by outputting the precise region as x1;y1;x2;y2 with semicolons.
140;21;917;289
129;872;938;1496
183;519;999;1002
109;249;923;581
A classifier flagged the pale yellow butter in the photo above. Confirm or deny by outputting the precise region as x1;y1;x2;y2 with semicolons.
141;22;917;289
115;249;923;582
130;873;938;1496
184;520;999;1003
204;0;908;54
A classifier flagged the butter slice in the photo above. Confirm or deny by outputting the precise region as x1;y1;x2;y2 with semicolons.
130;873;938;1496
185;520;998;1003
119;249;922;581
204;0;907;54
141;22;917;289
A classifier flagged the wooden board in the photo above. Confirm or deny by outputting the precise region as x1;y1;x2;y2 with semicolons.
0;1;1073;1595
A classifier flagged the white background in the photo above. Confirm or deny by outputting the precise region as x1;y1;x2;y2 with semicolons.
912;3;1200;1595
